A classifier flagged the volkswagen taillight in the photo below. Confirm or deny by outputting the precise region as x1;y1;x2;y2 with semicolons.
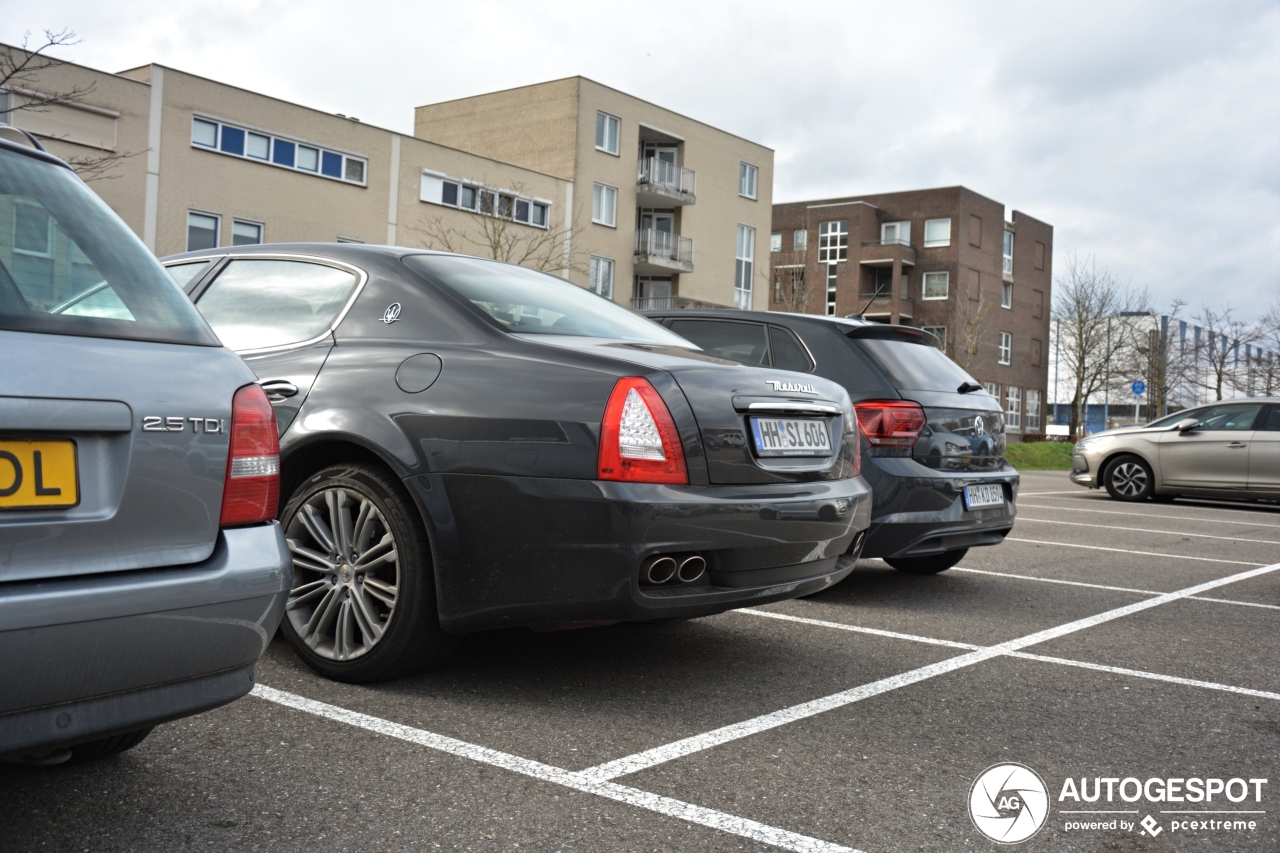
220;383;280;527
598;377;688;485
853;400;926;449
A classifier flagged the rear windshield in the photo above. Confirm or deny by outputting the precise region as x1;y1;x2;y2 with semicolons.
855;337;985;394
403;254;690;346
0;148;218;346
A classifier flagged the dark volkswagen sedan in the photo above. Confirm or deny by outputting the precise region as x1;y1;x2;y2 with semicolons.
643;310;1018;575
164;245;870;683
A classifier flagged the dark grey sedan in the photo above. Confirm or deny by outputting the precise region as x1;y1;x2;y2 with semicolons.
0;131;290;764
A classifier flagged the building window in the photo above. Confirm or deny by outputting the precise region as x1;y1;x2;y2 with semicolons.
983;382;1000;399
595;111;620;155
1026;389;1042;431
592;183;617;227
881;221;910;245
589;256;614;299
232;220;263;246
190;116;366;186
770;232;781;253
818;221;848;262
1005;385;1022;429
187;211;219;251
1003;229;1014;278
739;162;758;199
922;325;947;351
735;224;755;309
1001;281;1013;308
192;118;218;148
923;218;951;247
922;271;949;300
825;265;838;315
1031;337;1042;367
793;229;806;251
969;214;982;247
998;331;1012;364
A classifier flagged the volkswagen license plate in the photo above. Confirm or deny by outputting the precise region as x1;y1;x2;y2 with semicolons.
750;417;831;457
963;483;1004;510
0;439;79;510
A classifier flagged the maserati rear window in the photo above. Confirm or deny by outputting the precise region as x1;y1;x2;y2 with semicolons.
404;254;690;346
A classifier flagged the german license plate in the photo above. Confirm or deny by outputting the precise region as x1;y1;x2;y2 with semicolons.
963;483;1004;510
0;440;79;510
750;417;831;457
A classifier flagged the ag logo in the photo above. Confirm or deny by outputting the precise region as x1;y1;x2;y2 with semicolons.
969;763;1049;843
382;302;402;324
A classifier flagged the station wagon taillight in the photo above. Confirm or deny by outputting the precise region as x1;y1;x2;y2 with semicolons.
854;400;926;448
220;383;280;527
598;377;688;485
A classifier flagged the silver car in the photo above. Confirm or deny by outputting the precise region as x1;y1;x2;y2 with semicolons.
0;129;290;764
1070;398;1280;502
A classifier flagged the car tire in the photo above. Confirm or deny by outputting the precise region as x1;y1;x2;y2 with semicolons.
280;463;458;683
65;728;153;763
884;548;968;575
1103;454;1154;502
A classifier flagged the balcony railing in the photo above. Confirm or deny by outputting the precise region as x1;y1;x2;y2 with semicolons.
638;158;696;194
635;229;694;266
861;239;911;247
631;295;728;311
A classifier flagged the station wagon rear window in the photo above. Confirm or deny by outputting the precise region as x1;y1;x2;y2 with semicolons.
0;149;217;346
404;255;690;346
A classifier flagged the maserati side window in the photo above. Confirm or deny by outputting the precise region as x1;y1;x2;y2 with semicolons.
194;258;358;350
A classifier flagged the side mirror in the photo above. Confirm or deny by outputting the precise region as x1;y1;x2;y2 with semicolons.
1176;418;1200;433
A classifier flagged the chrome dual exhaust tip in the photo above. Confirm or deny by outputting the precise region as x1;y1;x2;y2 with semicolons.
676;555;706;583
644;556;678;585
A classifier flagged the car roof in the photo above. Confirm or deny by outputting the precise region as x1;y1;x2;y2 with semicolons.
643;307;937;337
161;242;450;264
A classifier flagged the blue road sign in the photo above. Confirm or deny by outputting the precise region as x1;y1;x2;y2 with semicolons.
1132;380;1146;396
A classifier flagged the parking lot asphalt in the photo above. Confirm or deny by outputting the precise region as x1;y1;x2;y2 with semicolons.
2;470;1277;852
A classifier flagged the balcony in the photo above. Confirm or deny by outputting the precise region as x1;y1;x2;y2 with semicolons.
858;240;916;268
637;158;696;207
635;229;694;275
631;295;728;311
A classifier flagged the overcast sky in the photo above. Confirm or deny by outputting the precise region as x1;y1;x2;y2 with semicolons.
5;0;1278;320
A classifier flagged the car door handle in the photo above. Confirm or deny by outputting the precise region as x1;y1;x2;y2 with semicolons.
260;380;299;402
1227;442;1248;449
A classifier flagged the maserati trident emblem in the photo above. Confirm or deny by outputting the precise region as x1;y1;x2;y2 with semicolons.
381;303;402;324
765;380;818;394
974;415;985;437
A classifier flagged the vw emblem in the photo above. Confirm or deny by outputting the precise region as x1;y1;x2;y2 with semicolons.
973;415;985;437
381;303;402;324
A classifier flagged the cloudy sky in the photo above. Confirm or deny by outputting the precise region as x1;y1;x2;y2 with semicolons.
5;0;1278;319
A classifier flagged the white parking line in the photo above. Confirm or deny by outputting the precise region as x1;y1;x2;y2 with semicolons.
1005;538;1264;566
953;566;1280;611
1018;490;1088;496
1015;516;1280;545
578;561;1280;781
251;684;864;853
1017;502;1280;528
739;610;1280;702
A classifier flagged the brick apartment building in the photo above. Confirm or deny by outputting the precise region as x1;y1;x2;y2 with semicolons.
414;78;774;311
771;187;1052;439
0;44;772;312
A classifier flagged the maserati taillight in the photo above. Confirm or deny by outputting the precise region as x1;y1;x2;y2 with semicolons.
598;377;688;484
219;383;280;527
854;400;926;449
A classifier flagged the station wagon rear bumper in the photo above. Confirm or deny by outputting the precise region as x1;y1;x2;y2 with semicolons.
0;523;290;761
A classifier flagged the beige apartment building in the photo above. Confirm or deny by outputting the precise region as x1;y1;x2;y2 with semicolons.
414;77;775;310
1;47;772;312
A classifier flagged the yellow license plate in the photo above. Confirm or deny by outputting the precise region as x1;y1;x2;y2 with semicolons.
0;440;79;509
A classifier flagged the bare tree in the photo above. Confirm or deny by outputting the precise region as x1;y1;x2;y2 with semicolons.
769;239;816;313
410;183;587;276
1052;253;1148;437
1242;299;1280;396
1;30;140;181
953;292;989;370
1191;304;1260;401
